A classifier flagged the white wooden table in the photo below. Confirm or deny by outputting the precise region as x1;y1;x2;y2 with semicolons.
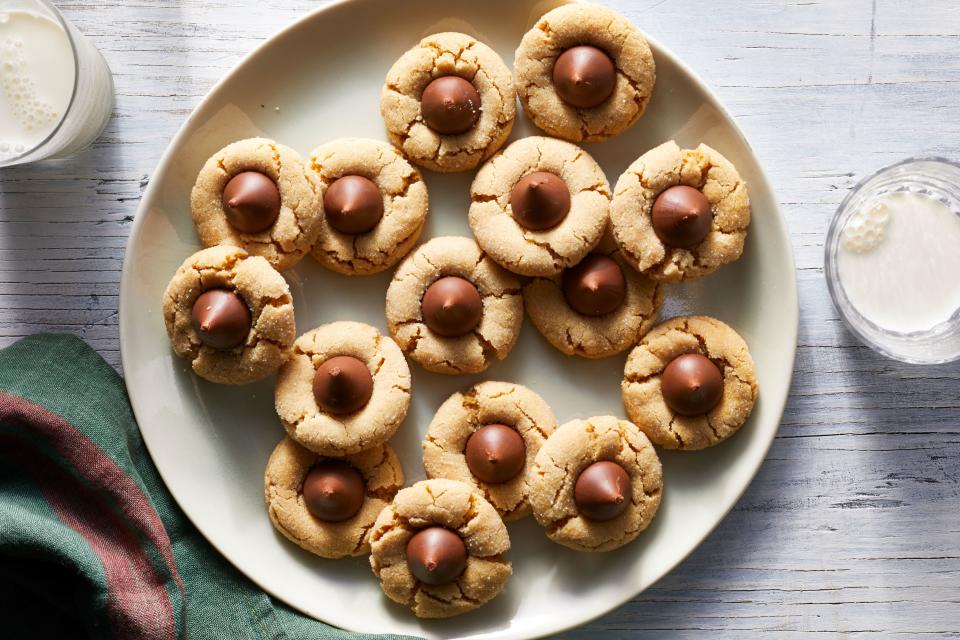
2;1;959;637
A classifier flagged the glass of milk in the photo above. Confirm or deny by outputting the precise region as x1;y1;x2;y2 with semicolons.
825;158;960;364
0;0;113;167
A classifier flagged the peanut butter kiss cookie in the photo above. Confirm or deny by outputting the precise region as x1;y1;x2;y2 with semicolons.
264;437;403;559
469;136;610;276
529;415;662;552
191;137;323;271
514;4;655;142
423;381;558;521
162;245;296;385
610;140;751;282
381;32;516;173
369;478;511;618
524;235;663;358
385;236;523;375
622;315;758;450
275;321;411;456
308;138;428;275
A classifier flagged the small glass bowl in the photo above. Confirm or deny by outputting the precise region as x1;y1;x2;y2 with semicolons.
825;157;960;364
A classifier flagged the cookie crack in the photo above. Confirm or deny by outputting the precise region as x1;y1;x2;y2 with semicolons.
665;414;685;448
514;401;550;440
522;233;565;269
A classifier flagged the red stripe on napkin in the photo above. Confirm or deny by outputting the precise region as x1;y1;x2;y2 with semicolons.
0;392;182;640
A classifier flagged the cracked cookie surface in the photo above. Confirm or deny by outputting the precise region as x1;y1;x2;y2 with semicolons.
610;140;751;282
529;415;662;552
385;236;523;375
369;478;511;618
524;235;663;359
423;381;558;521
308;138;428;275
191;137;323;271
162;245;296;384
275;321;411;456
622;315;758;450
381;32;516;173
264;437;403;559
514;4;655;142
469;136;609;276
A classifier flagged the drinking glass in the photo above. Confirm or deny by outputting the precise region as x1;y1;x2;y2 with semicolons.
0;0;113;167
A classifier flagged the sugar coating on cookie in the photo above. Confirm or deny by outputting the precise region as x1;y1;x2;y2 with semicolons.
529;415;662;552
385;236;523;375
275;321;411;456
469;136;610;276
514;4;655;142
368;478;511;618
622;315;758;450
308;138;428;275
190;137;323;271
381;32;516;173
610;140;751;282
162;245;296;384
264;437;403;559
423;381;558;521
524;235;663;359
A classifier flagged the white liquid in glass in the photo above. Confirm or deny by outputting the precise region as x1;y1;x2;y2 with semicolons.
0;9;74;160
837;191;960;334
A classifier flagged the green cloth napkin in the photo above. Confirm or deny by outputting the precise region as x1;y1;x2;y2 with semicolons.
0;334;417;640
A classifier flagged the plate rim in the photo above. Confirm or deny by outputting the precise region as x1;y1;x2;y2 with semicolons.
119;0;799;636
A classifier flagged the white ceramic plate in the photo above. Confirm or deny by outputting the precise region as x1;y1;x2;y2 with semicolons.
119;1;798;638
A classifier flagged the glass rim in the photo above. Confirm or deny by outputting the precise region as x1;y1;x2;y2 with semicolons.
0;0;80;165
824;156;960;364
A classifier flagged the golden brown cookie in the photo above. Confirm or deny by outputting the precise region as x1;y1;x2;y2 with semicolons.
423;381;557;521
264;437;403;559
381;32;516;173
275;321;411;456
190;137;323;271
385;237;523;375
529;415;662;552
469;136;610;276
308;138;428;275
523;235;663;358
514;4;655;142
621;315;758;450
162;245;295;384
368;478;511;618
610;140;751;282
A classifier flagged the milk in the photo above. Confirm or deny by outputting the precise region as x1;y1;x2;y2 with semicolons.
0;9;74;160
837;191;960;334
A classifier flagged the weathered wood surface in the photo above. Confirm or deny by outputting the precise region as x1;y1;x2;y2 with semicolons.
1;0;958;636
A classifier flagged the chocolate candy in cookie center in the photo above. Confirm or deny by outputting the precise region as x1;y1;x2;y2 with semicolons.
406;526;468;585
302;460;366;523
574;460;632;521
651;185;713;249
510;171;571;230
324;175;384;235
661;353;724;416
465;424;526;484
421;76;481;135
312;355;374;415
221;171;281;234
562;254;627;317
421;276;483;337
552;45;617;109
191;288;251;350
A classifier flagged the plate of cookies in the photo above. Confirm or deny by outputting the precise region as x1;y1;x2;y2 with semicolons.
119;0;798;638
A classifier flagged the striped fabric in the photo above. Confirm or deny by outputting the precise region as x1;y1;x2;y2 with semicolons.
0;334;417;640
